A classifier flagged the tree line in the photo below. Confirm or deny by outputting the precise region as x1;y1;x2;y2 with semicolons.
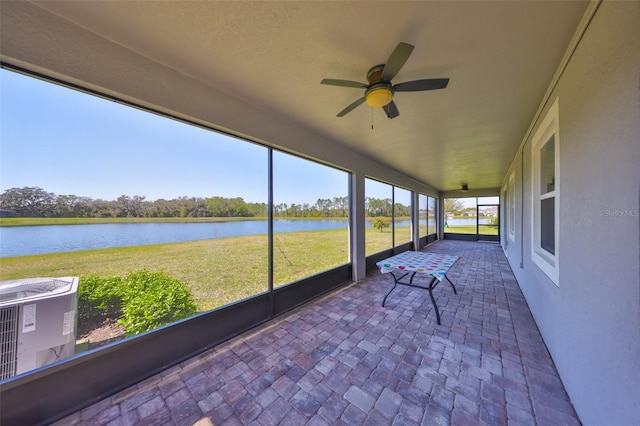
0;187;409;218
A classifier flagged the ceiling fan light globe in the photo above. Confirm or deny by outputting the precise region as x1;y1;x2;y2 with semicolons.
366;88;393;107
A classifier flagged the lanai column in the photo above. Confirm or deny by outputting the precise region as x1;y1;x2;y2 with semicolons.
350;173;367;281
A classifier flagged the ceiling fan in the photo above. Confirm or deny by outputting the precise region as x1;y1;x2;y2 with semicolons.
321;42;449;119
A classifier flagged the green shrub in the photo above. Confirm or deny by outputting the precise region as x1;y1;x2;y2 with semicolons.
77;275;125;321
371;217;391;232
78;270;197;336
118;270;197;335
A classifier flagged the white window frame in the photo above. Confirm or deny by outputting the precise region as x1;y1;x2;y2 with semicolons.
531;97;559;286
508;171;516;242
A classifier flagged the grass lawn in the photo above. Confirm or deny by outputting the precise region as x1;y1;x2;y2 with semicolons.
444;224;499;235
0;226;407;312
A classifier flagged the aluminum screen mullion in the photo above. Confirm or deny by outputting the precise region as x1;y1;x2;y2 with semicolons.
267;148;274;318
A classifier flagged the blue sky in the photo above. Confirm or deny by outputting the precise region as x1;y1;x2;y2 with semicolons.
0;68;357;205
1;68;489;208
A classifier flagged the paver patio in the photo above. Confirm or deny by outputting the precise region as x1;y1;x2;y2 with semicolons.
54;240;580;425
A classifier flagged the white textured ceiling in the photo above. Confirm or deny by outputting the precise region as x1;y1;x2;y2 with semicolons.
30;0;588;192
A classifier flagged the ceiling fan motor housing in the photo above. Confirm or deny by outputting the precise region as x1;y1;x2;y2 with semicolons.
367;64;386;84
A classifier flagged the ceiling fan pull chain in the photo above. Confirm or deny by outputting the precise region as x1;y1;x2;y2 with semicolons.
371;108;374;130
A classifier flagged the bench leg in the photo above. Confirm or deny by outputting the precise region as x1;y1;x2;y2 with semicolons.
427;277;441;325
382;271;414;307
381;282;397;307
445;275;457;295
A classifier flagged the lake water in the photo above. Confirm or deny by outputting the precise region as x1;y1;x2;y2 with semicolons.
0;219;410;258
445;218;493;226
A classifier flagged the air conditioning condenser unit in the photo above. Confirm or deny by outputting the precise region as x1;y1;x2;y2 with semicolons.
0;277;79;380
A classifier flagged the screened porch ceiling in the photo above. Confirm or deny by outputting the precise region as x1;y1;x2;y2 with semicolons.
28;1;588;192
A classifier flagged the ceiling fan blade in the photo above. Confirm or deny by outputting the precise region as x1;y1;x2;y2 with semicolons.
380;42;414;82
383;101;399;119
321;78;368;89
394;78;449;92
337;97;366;117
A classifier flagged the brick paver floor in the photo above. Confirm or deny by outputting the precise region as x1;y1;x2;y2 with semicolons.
55;240;580;425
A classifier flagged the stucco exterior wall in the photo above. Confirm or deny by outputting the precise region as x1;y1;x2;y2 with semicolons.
502;2;640;424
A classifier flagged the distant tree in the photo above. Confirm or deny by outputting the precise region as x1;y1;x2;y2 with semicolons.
286;203;302;217
117;195;147;217
316;198;330;216
372;217;391;232
54;194;94;217
91;199;118;218
0;187;348;219
0;186;55;216
366;197;392;217
247;202;267;217
444;198;465;216
206;196;251;217
333;196;349;217
394;202;410;217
